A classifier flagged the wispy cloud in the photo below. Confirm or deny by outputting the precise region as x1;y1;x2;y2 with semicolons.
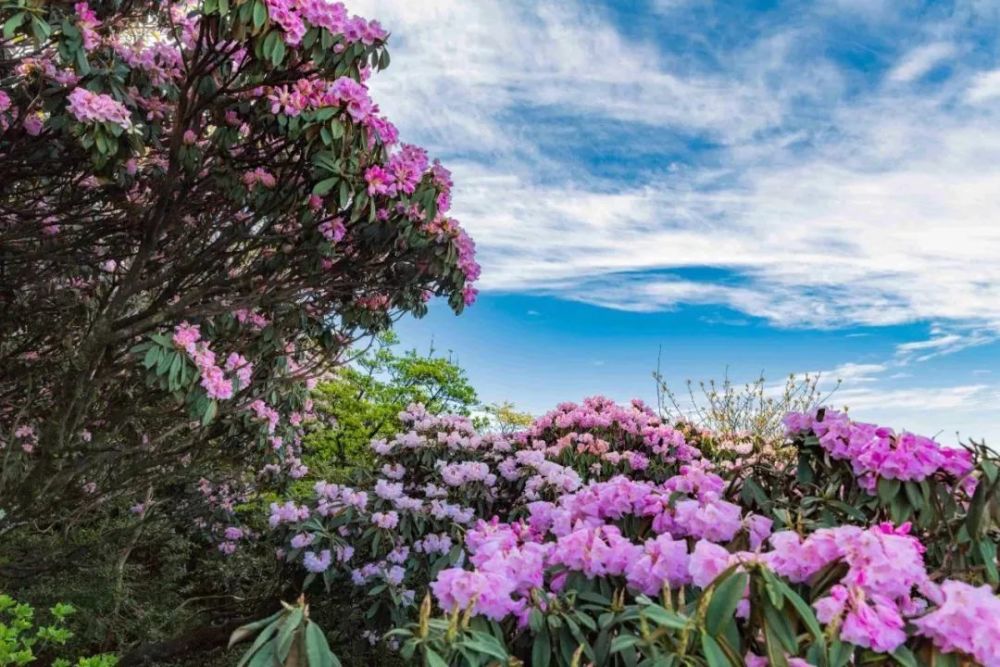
355;0;1000;335
888;42;955;82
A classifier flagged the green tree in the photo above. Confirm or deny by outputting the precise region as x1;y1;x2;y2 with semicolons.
479;401;534;435
306;333;478;469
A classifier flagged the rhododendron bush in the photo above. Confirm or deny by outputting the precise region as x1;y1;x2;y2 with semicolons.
0;0;477;529
263;398;1000;666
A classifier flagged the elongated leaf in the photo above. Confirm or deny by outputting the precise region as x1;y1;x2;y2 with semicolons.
878;478;901;503
236;620;281;667
891;645;918;667
229;610;283;648
701;632;731;667
424;648;447;667
532;627;552;667
275;607;304;661
706;572;748;636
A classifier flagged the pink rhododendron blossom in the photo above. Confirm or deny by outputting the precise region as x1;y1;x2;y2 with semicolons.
66;88;131;128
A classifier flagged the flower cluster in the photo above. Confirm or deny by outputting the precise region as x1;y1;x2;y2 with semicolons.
65;87;131;129
271;396;998;663
784;408;974;491
263;0;386;48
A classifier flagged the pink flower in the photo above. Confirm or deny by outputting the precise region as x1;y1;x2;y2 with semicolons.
66;88;131;128
912;580;1000;665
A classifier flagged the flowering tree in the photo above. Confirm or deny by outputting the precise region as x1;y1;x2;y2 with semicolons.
0;0;478;537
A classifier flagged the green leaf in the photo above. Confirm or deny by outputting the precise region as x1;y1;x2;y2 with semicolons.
229;611;283;648
763;603;797;655
532;627;552;667
828;640;854;667
966;477;988;538
253;0;267;29
877;478;901;503
271;38;286;66
763;570;824;645
978;540;999;585
903;481;923;512
312;177;338;196
275;607;304;661
700;632;731;667
236;619;281;667
464;631;508;660
424;648;447;667
304;621;335;667
3;12;25;39
609;634;640;654
891;645;918;667
201;400;218;426
706;572;748;636
143;346;161;369
30;16;50;42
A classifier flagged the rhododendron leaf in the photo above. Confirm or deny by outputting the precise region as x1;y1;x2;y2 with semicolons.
978;540;999;584
30;16;51;43
201;400;217;426
966;477;990;538
759;568;785;608
903;481;924;512
312;178;338;196
252;0;267;29
424;648;447;667
764;625;790;667
706;571;748;636
463;631;507;660
271;40;286;67
247;638;278;667
700;632;731;667
142;346;160;370
983;459;999;485
2;12;24;39
236;619;281;667
741;477;770;509
878;478;901;504
890;645;918;667
275;607;303;661
229;611;283;648
640;604;688;630
763;603;797;655
531;627;552;667
610;634;640;654
771;579;824;648
304;621;337;667
824;499;866;521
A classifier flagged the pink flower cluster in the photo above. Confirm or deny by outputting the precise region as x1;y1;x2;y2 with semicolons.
431;476;998;659
74;2;101;51
913;580;1000;665
518;397;702;482
785;409;974;491
263;0;386;47
171;322;232;400
66;87;131;129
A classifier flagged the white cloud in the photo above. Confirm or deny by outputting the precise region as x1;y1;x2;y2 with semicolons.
352;0;1000;336
888;42;955;82
966;69;1000;103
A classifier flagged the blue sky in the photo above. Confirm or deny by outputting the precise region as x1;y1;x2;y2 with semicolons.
353;0;1000;443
